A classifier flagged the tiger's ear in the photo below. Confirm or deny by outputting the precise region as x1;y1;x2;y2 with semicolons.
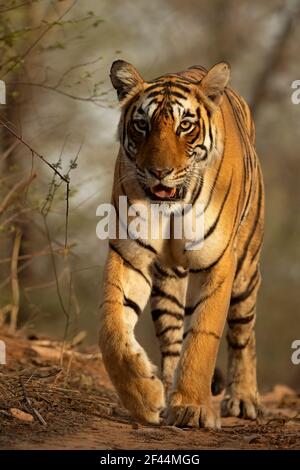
200;62;230;106
110;60;144;103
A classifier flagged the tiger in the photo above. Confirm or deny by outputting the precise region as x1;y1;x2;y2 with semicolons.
98;59;265;429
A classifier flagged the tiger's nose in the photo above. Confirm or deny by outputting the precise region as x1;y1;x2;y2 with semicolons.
148;167;173;179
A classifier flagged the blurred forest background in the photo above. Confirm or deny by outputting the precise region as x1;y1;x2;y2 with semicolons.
0;0;299;391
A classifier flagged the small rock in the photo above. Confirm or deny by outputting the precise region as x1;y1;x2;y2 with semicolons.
10;408;34;423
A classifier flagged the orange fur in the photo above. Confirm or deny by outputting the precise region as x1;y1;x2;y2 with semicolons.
99;61;265;427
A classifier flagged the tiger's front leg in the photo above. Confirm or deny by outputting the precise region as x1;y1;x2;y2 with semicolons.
167;254;235;429
99;247;165;424
151;262;188;398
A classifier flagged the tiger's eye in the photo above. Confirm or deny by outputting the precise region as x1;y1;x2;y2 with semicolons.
179;121;194;132
134;119;147;132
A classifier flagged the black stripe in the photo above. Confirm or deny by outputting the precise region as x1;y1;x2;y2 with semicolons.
203;149;225;211
144;82;165;93
228;312;255;326
162;339;183;348
109;243;151;287
185;306;194;316
189;226;232;272
201;106;212;145
114;198;157;255
151;308;183;322
226;91;262;274
136;107;146;116
172;267;189;278
240;175;253;222
146;97;162;108
190;185;241;273
154;263;183;280
185;278;225;316
250;236;264;263
189;245;226;273
146;90;163;99
203;173;233;240
157;325;182;338
154;263;174;278
123;296;142;316
151;286;185;310
202;115;207;142
169;90;187;100
106;281;123;294
165;81;191;93
208;118;213;150
230;270;260;306
183;110;195;118
144;81;191;95
190;174;204;204
162;351;181;358
189;128;201;145
170;83;192;93
225;91;249;150
123;147;135;162
135;238;158;254
169;104;176;120
169;98;184;108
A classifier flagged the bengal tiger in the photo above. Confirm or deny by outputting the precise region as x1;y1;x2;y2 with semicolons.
98;60;265;429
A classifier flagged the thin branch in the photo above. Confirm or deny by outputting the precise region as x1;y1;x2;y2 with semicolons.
54;56;103;88
20;378;47;426
0;1;38;14
0;0;78;79
0;245;75;265
0;141;20;162
0;118;73;249
43;216;70;361
0;119;69;183
9;81;108;107
0;207;33;229
0;173;36;215
9;230;22;333
24;269;67;293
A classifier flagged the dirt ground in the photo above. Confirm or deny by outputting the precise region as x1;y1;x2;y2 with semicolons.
0;327;299;450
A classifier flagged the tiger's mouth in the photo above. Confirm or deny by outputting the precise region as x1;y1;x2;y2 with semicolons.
145;183;185;201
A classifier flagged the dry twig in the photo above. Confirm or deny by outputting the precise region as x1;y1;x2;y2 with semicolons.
9;230;22;333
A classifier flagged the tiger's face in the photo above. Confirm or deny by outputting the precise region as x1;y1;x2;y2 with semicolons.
111;60;230;204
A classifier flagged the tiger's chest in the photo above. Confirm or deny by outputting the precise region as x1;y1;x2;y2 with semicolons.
156;218;230;270
118;198;233;271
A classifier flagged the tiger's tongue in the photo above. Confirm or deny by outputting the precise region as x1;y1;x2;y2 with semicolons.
151;184;176;198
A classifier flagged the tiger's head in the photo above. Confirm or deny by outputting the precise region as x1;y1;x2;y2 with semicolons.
111;60;230;204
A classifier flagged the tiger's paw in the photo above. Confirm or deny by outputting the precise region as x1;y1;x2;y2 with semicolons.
166;400;221;429
114;352;165;424
124;375;165;424
221;394;267;420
